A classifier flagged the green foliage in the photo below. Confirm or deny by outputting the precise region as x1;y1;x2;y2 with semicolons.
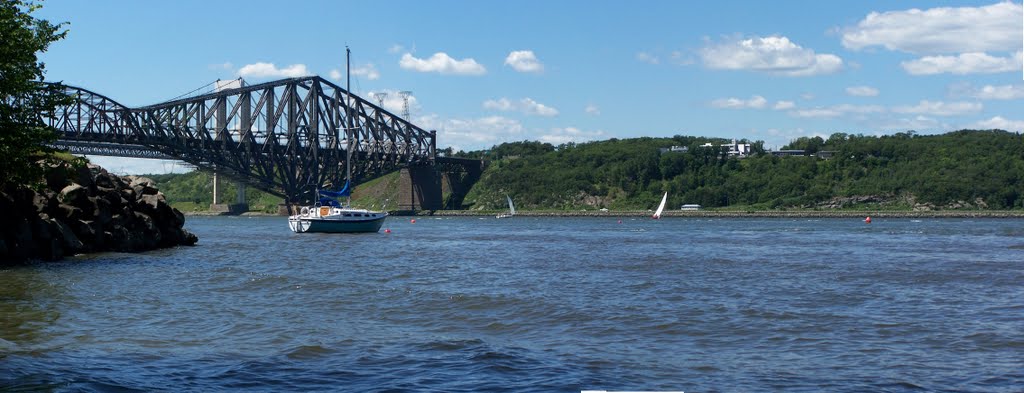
460;130;1024;210
146;171;284;213
0;0;71;188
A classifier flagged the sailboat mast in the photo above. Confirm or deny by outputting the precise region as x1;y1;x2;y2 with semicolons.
345;47;353;206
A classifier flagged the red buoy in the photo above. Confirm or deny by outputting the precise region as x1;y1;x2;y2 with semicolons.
410;219;416;224
865;216;872;224
384;228;391;234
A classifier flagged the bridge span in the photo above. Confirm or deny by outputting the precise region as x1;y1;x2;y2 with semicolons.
43;76;482;212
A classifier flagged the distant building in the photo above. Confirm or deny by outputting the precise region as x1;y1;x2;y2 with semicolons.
659;145;689;153
681;204;701;211
771;149;806;157
816;150;836;159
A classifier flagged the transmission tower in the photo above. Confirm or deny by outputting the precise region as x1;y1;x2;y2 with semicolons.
398;91;412;119
372;92;388;108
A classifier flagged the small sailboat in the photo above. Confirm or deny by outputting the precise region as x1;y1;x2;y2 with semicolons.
652;192;667;219
287;47;388;234
496;195;516;219
287;181;388;233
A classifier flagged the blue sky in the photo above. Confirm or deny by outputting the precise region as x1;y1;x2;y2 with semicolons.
36;0;1024;174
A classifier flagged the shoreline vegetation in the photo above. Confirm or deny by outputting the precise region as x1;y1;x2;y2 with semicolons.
185;209;1024;219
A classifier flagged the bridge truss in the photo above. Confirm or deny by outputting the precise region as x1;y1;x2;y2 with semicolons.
45;76;436;203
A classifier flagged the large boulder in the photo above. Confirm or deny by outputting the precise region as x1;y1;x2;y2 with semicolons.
1;164;199;264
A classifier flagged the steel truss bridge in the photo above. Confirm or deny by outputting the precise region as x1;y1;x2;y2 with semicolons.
43;76;450;204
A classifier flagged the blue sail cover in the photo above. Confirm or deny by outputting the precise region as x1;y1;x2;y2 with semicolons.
317;181;350;207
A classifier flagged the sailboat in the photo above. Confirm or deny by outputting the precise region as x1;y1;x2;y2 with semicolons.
287;48;388;234
652;192;667;219
496;195;516;219
287;180;388;233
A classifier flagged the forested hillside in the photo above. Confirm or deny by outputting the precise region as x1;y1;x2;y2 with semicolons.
460;130;1024;211
143;129;1024;212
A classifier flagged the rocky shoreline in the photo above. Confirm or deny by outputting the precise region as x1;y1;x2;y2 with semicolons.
1;164;197;264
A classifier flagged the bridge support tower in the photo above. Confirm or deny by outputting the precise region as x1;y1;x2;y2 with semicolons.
397;166;443;212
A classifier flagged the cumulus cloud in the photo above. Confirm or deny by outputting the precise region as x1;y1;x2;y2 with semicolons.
773;101;795;110
846;86;879;97
399;52;486;75
842;2;1022;54
352;64;381;80
504;50;544;73
417;114;525;150
891;100;983;116
973;116;1024;131
901;51;1023;75
209;62;233;71
636;52;660;65
964;84;1024;100
539;127;607;146
711;95;768;109
238;62;311;78
584;104;601;116
700;35;843;76
789;104;885;118
483;97;559;117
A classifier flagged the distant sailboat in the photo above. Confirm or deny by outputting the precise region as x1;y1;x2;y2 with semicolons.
652;192;667;219
496;195;516;219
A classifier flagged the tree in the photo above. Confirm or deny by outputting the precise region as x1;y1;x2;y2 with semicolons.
0;0;71;188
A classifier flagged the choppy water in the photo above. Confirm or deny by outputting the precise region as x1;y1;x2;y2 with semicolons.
2;216;1022;392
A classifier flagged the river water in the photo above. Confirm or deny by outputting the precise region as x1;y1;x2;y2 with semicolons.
1;216;1022;392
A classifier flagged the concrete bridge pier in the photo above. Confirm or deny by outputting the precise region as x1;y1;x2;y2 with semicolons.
209;171;249;214
397;166;443;212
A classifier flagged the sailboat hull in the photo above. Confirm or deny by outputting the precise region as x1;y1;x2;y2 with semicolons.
289;216;386;233
288;207;388;233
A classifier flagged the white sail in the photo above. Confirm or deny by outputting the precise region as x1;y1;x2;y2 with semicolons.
653;192;667;219
507;195;516;216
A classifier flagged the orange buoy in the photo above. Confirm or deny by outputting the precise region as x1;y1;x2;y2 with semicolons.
865;216;872;224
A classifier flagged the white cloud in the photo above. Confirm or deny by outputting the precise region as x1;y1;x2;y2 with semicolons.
329;69;342;80
892;100;982;116
521;98;558;116
483;97;559;117
483;98;514;111
969;84;1024;100
901;51;1023;75
539;127;607;146
700;35;843;76
879;116;945;131
973;116;1024;131
504;50;544;73
237;62;311;78
842;2;1023;54
585;104;601;116
636;52;660;65
388;44;405;54
789;104;885;118
846;86;879;97
711;95;767;109
209;62;233;71
352;63;385;80
773;100;795;110
399;52;486;75
418;114;525;150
